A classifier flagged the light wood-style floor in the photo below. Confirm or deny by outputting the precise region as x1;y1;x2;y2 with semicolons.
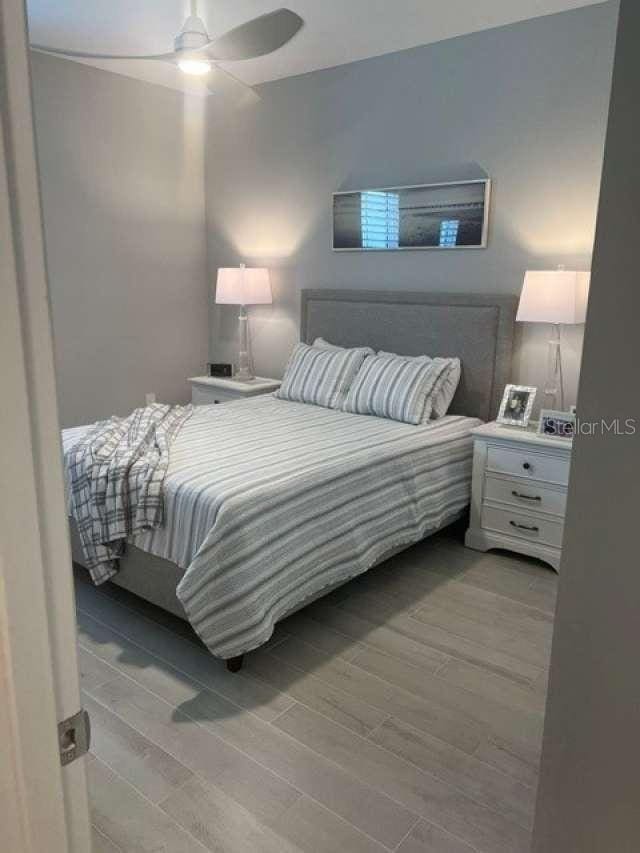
76;527;558;853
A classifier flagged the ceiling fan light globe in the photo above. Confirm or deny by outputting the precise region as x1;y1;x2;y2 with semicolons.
174;14;210;52
178;58;211;76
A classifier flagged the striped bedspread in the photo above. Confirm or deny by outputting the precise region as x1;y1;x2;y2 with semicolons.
63;397;480;658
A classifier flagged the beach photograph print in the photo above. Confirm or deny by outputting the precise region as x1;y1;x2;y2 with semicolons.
333;179;490;251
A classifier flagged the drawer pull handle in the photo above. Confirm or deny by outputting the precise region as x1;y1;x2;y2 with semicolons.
511;490;541;502
522;462;532;471
510;520;539;533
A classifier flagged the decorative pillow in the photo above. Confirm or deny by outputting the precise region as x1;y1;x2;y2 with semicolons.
378;351;461;419
431;358;461;418
342;354;450;424
275;342;371;409
312;336;343;351
313;337;374;356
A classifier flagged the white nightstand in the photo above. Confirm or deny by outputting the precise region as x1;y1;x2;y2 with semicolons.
465;422;573;571
188;376;281;406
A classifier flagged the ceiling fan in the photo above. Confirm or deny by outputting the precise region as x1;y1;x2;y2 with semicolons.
30;2;304;101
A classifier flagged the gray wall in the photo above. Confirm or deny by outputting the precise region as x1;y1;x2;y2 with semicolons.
32;53;209;427
533;2;640;849
205;3;618;412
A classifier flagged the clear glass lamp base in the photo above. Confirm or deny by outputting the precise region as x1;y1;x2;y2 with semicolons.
544;325;564;411
235;306;254;381
234;366;254;382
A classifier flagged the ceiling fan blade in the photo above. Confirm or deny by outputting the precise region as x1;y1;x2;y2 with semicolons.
30;44;177;62
206;65;260;106
204;8;303;62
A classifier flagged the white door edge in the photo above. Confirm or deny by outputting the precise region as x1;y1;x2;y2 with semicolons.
0;1;91;851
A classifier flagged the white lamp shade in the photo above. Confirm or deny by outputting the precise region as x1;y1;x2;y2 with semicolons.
517;270;590;325
216;266;272;306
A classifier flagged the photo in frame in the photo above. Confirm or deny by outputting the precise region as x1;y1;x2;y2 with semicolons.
538;409;576;439
497;384;537;427
333;179;491;251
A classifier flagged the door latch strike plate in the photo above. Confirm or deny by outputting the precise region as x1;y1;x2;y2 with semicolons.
58;709;90;767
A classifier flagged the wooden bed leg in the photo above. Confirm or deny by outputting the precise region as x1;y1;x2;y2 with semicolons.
226;655;244;673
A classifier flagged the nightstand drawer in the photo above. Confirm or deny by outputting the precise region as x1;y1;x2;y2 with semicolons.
191;386;237;405
484;476;567;517
481;505;564;548
487;445;570;486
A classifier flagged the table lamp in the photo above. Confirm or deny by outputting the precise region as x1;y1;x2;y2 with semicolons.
517;267;590;410
215;264;272;381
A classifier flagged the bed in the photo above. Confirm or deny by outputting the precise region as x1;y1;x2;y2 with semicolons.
66;289;517;671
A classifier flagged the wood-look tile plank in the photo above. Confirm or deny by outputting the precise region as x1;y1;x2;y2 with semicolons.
373;538;552;604
315;593;544;682
78;646;121;692
412;603;551;668
346;645;544;749
245;647;388;736
160;774;303;853
474;736;541;789
304;601;452;674
336;573;551;680
361;576;553;663
83;690;193;804
341;538;549;606
278;610;368;661
76;581;294;722
423;549;557;613
434;658;547;715
78;535;557;853
79;617;300;820
90;668;417;850
431;537;551;579
531;668;550;700
274;635;543;772
274;702;531;853
169;692;417;849
270;795;389;853
91;826;123;853
88;753;209;853
269;636;485;755
259;626;292;653
368;716;536;829
524;577;558;614
323;561;438;611
404;573;554;631
397;820;477;853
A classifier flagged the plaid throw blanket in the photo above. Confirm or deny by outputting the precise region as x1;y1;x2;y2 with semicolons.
68;404;193;584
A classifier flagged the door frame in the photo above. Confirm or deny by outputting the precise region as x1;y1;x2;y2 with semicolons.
0;2;91;851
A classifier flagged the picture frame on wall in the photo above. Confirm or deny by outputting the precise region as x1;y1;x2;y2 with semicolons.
497;384;537;428
332;179;491;251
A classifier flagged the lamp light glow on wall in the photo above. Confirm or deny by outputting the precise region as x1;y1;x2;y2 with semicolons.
216;265;272;381
517;267;590;410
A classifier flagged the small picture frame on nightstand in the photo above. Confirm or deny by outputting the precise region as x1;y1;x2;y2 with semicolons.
497;384;537;428
538;409;576;439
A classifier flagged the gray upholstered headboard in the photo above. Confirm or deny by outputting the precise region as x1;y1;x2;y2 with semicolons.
300;289;517;422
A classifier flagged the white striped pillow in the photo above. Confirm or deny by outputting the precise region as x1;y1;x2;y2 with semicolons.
378;352;461;419
342;354;450;424
275;342;371;409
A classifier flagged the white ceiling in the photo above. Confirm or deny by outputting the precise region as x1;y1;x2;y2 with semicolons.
27;0;607;96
